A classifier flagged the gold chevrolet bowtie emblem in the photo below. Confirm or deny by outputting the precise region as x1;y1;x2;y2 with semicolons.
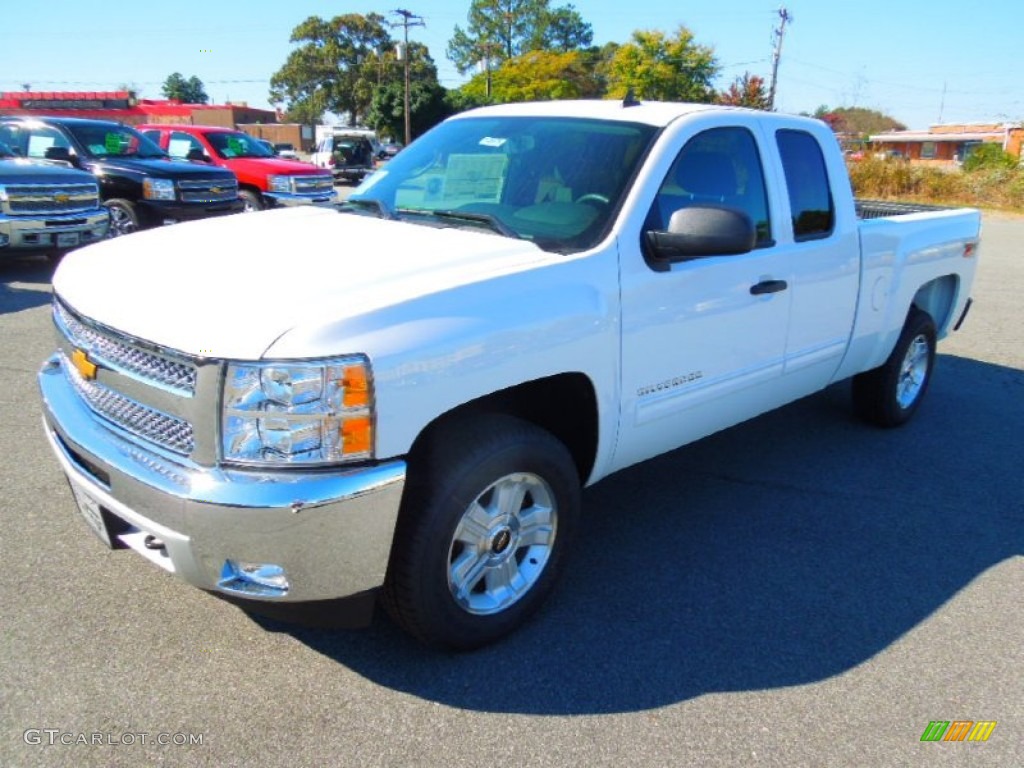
55;192;70;203
71;348;97;380
210;186;222;194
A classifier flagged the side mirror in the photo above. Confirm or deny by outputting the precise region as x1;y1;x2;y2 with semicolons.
44;146;73;164
646;206;756;271
186;148;210;162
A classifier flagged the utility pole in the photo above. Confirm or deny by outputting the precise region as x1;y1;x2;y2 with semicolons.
767;6;792;112
391;8;425;146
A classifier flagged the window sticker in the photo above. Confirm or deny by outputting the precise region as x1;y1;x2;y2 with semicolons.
479;137;507;148
226;137;245;156
441;154;508;204
27;136;55;158
105;133;123;154
168;138;193;158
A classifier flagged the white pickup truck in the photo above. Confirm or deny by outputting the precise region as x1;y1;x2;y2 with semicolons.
39;100;979;650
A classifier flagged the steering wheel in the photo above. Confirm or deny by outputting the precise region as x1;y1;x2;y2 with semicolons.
576;193;609;206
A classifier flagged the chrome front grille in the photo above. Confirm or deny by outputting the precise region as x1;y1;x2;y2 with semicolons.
55;301;197;395
3;183;99;215
178;178;239;203
61;350;195;455
293;175;333;195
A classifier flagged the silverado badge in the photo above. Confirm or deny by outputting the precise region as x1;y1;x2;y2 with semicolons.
71;348;98;380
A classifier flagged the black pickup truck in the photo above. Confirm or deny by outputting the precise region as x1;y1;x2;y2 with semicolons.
0;117;243;236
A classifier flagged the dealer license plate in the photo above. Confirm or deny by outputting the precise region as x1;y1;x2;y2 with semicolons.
56;232;80;248
70;483;113;548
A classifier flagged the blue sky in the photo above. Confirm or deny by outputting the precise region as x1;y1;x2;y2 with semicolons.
2;1;1019;129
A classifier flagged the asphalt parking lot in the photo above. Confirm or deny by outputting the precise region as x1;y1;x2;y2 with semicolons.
1;214;1021;767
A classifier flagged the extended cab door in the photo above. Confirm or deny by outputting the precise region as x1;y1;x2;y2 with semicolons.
613;122;795;471
768;127;860;392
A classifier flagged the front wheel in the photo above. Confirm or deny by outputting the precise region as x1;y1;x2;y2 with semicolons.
852;307;937;427
239;189;264;212
104;199;139;237
383;415;580;650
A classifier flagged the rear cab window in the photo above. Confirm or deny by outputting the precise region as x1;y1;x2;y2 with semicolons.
776;129;835;240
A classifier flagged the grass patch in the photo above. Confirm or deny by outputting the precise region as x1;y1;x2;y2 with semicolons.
848;157;1024;212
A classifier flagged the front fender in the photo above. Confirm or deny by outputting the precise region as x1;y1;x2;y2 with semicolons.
263;248;621;465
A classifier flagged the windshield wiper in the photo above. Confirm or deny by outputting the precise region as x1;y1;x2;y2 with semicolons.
335;197;395;219
407;209;519;239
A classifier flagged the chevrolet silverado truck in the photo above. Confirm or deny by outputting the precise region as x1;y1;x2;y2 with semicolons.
38;101;979;650
0;116;243;237
0;140;109;259
138;125;333;212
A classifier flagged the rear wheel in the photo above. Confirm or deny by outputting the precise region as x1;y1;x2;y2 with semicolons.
853;307;937;427
104;199;139;237
383;415;580;650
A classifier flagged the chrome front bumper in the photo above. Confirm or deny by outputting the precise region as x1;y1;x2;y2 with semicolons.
0;209;109;252
264;190;335;207
39;354;406;604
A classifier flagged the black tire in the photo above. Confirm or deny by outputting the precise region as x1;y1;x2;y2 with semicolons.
383;414;581;650
239;189;264;212
104;199;139;237
852;307;937;427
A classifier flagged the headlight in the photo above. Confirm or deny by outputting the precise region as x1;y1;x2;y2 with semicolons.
222;357;373;465
143;178;176;201
267;175;293;194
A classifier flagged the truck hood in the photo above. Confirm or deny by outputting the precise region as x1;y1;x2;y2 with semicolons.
81;156;236;181
53;206;553;359
0;158;97;183
223;157;325;175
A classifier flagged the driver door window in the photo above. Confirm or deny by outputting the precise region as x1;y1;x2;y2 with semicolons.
647;127;772;247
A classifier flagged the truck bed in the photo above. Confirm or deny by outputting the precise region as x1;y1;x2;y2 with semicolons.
855;199;954;219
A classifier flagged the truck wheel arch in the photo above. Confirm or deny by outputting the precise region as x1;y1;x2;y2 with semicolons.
911;275;959;337
404;373;600;487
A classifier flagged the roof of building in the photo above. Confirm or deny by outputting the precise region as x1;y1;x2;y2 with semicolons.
870;124;1021;143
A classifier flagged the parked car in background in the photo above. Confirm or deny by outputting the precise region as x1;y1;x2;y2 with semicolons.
273;143;300;160
379;141;403;160
0;139;109;260
139;125;333;211
0;116;243;237
312;129;380;183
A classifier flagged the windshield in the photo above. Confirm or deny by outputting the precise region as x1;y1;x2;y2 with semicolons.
64;123;167;159
206;131;275;159
348;115;658;253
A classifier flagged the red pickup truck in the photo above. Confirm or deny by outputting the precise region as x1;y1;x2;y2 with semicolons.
139;125;334;211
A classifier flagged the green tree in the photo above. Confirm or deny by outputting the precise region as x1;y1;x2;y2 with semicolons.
542;4;593;52
368;81;451;141
813;106;906;135
269;13;393;124
446;0;591;75
605;27;718;102
716;72;770;110
962;142;1018;172
458;50;602;104
366;42;450;139
161;73;208;104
